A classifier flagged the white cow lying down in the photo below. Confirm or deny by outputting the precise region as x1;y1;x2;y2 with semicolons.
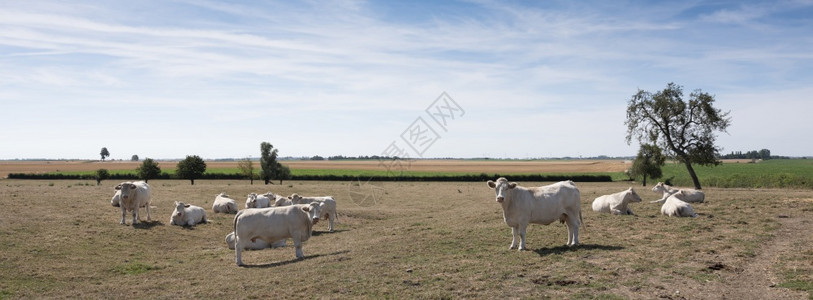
660;190;698;218
115;181;152;225
245;193;272;208
290;194;338;232
487;178;583;250
592;187;642;215
213;192;238;214
233;202;322;266
225;232;286;250
170;201;208;226
651;182;705;203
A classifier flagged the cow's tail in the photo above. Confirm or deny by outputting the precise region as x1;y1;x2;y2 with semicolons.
233;210;243;237
579;208;587;234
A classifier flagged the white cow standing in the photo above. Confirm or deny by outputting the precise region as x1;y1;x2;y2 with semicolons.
245;193;272;209
290;194;338;232
651;182;705;203
170;201;208;226
213;192;238;214
486;178;584;250
660;190;699;218
115;181;152;225
592;187;643;215
225;232;286;250
233;202;322;266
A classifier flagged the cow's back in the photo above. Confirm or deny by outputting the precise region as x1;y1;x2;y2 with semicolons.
508;181;580;225
236;206;311;242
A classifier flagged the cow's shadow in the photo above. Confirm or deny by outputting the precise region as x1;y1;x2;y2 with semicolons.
311;229;348;236
132;220;163;229
533;244;623;257
240;250;351;269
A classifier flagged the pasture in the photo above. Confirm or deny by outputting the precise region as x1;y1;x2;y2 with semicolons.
1;179;811;299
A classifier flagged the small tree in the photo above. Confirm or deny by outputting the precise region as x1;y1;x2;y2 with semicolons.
131;155;139;161
625;82;731;189
176;155;206;185
136;158;162;183
95;168;110;186
100;147;110;161
629;144;666;186
277;164;291;184
237;157;256;185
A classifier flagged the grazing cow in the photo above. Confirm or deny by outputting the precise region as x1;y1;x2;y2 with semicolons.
225;232;286;250
486;178;583;250
290;194;338;232
170;201;208;226
660;190;698;218
213;192;238;214
111;190;149;208
651;182;705;203
245;193;272;209
115;181;152;225
233;202;322;266
592;187;643;215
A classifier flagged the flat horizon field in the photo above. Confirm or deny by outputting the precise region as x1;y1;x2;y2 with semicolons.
0;179;810;299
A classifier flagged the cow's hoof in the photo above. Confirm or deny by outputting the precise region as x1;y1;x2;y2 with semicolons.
509;245;517;250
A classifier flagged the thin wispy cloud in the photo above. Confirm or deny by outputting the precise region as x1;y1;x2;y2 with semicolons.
1;0;811;159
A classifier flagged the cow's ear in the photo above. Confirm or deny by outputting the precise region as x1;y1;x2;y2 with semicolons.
486;181;496;189
302;206;310;212
184;204;191;208
114;185;122;190
508;182;517;189
130;185;137;190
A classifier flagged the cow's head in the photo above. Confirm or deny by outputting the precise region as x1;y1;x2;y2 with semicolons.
116;182;137;199
626;187;643;203
301;202;321;224
172;201;191;223
245;193;257;208
486;177;517;203
290;194;304;204
218;192;229;198
651;182;667;193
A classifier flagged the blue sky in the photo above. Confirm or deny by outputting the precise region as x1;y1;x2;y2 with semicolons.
1;0;812;160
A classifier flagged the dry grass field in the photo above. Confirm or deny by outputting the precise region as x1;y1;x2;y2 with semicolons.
0;159;631;178
1;177;811;299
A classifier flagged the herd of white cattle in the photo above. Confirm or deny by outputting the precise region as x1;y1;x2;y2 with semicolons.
110;178;704;266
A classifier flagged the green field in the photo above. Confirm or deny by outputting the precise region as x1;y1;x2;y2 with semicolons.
659;159;813;189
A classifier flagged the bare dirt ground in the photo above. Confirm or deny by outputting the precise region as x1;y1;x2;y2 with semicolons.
0;159;631;178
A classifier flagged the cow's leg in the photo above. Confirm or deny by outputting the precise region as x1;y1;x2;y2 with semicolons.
566;214;580;246
517;223;528;250
328;214;334;232
145;203;151;221
509;226;519;249
120;207;127;225
235;236;244;266
293;237;304;259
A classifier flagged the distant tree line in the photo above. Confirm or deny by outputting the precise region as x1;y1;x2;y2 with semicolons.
719;149;787;160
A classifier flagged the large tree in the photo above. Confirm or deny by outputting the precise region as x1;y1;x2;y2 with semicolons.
629;144;666;187
237;157;256;185
100;147;110;161
625;82;731;189
136;158;162;183
176;155;207;185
